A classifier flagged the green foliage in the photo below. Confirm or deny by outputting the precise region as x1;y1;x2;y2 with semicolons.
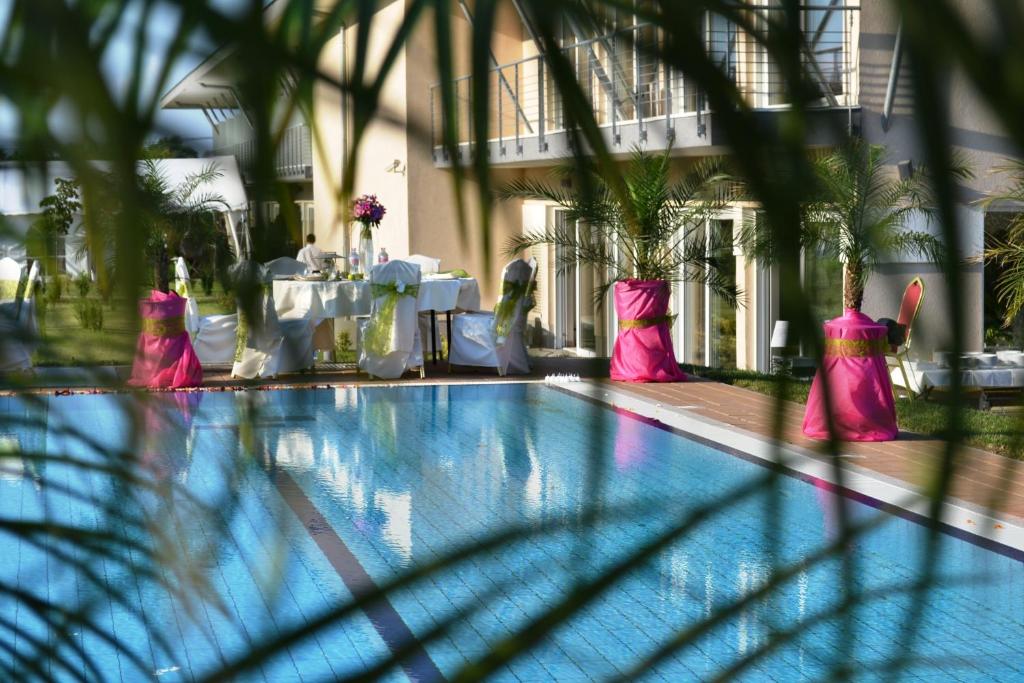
82;160;232;292
72;271;91;298
73;298;103;331
250;201;301;263
503;149;739;305
43;274;65;304
142;135;199;159
982;159;1024;326
28;177;81;275
741;140;969;312
335;330;353;355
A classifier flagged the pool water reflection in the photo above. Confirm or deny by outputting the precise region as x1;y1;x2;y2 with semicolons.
1;385;1022;681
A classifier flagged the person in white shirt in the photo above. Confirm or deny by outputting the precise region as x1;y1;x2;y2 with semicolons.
296;233;335;360
296;233;325;271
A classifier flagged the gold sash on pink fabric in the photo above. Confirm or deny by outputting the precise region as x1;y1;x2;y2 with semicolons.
618;315;671;330
141;316;186;338
824;337;887;358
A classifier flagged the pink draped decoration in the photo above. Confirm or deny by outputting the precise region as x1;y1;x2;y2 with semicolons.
802;309;898;442
127;290;203;389
609;280;686;383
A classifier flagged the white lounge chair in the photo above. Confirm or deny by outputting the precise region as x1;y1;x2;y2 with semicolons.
231;262;315;379
264;256;308;278
358;260;425;379
448;258;536;376
173;257;239;365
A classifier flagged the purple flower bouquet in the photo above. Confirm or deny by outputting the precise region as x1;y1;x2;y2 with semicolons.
352;194;386;238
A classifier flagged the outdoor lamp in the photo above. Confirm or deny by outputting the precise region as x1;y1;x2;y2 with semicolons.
770;320;790;374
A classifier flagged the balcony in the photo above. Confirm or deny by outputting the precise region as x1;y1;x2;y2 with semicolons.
214;123;313;182
431;12;860;166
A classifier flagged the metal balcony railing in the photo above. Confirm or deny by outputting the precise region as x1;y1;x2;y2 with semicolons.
214;123;313;180
431;7;859;162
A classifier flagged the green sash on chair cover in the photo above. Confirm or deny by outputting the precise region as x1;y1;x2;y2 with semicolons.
493;279;534;342
233;285;274;363
364;282;419;357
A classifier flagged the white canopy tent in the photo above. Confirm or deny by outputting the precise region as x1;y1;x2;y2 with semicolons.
0;156;249;273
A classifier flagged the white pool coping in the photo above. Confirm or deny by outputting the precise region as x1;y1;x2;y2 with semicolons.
560;380;1024;557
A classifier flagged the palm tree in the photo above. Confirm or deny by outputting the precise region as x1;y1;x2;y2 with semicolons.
744;139;964;312
503;148;740;305
83;160;233;293
981;159;1024;328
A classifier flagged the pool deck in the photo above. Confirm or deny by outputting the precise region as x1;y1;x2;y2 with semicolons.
605;378;1024;527
6;357;1024;529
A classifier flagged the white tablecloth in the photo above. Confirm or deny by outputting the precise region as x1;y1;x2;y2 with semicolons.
892;360;1024;392
273;277;480;320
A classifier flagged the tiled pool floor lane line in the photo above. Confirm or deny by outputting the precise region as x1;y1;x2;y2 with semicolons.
575;379;1024;554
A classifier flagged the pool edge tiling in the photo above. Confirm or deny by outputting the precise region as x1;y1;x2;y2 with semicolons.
564;380;1024;556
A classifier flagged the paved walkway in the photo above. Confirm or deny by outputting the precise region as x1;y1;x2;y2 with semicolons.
609;378;1024;522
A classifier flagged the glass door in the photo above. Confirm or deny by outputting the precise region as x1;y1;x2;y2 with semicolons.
554;210;599;355
680;218;737;368
708;219;737;368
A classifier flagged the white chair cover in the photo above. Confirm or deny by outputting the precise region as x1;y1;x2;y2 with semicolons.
404;254;441;275
232;263;314;379
264;257;308;278
173;257;239;365
358;260;424;379
172;257;203;335
449;258;536;376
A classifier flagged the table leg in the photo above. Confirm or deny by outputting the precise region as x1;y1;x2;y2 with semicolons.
430;310;438;365
446;312;453;360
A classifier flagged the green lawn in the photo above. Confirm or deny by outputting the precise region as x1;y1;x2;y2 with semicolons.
33;290;233;367
684;365;1024;460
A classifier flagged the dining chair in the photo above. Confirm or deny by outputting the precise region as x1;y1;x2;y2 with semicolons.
173;257;239;365
448;258;537;376
358;260;425;379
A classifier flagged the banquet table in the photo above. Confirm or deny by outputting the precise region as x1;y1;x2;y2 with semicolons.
891;356;1024;394
272;275;481;362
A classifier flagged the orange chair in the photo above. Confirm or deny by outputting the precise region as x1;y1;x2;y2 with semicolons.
886;277;925;398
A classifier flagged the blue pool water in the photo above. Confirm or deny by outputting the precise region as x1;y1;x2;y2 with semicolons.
1;384;1023;681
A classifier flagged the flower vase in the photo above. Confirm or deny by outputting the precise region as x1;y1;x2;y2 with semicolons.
359;232;374;275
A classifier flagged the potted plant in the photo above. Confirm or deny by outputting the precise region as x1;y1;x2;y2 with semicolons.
503;149;738;382
742;140;967;441
352;194;386;273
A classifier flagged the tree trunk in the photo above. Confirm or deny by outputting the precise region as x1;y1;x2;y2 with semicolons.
843;262;864;312
156;240;170;294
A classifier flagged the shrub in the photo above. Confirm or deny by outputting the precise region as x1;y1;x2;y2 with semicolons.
73;271;91;298
335;331;354;362
200;273;215;296
74;299;104;331
44;274;66;304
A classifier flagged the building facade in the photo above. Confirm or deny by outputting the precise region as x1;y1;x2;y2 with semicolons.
163;0;1019;369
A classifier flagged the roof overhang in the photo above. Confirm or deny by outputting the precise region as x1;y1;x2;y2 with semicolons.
160;0;353;111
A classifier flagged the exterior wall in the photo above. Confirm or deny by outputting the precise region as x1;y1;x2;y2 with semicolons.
312;30;346;249
858;0;1020;353
404;2;526;307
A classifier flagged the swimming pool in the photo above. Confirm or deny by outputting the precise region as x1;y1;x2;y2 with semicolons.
1;383;1022;681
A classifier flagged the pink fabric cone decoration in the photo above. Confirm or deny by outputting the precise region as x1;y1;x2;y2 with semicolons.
128;290;203;389
609;279;686;383
802;309;898;442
